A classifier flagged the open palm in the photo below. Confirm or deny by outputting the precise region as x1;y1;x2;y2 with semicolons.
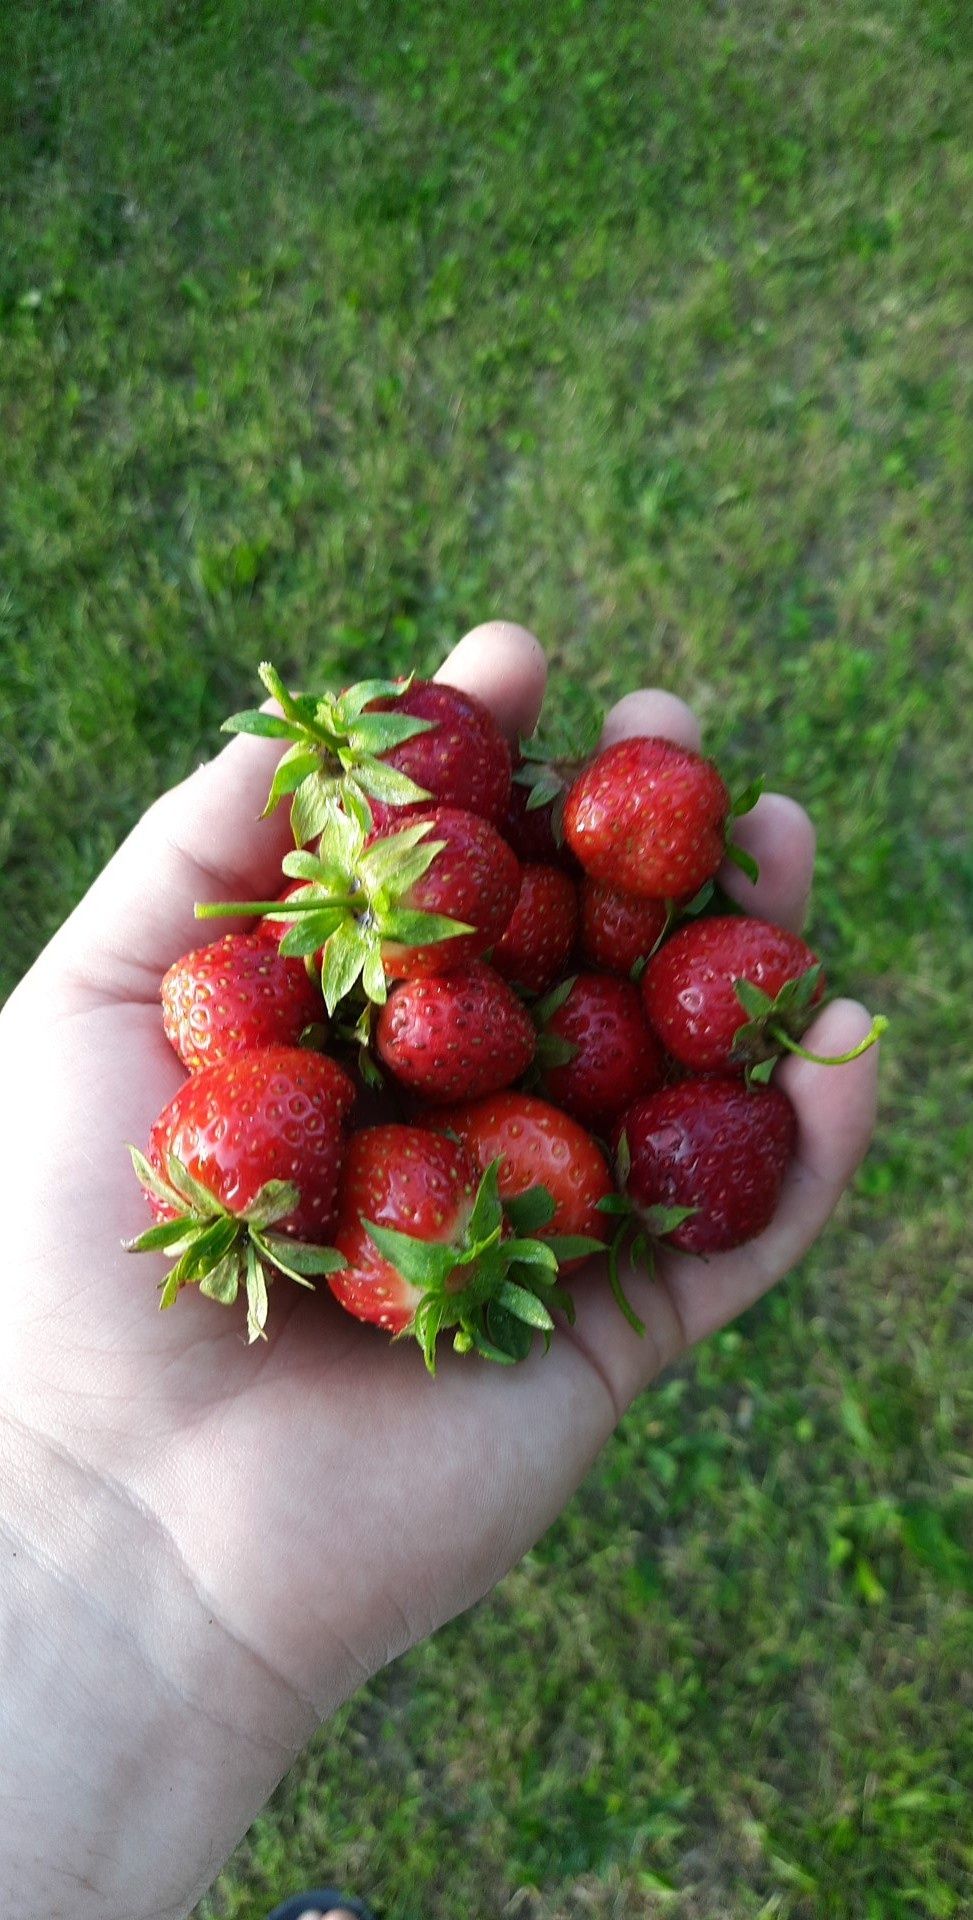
0;623;878;1920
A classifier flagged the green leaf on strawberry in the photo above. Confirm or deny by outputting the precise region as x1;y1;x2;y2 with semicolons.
336;1141;583;1372
222;660;435;843
195;802;516;1018
126;1149;347;1344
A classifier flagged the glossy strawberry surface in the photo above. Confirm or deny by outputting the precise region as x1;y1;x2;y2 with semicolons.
490;864;579;996
365;679;511;827
431;1091;613;1248
578;877;668;976
378;806;521;978
161;933;323;1072
539;972;666;1130
617;1077;797;1253
330;1125;479;1332
376;961;536;1102
145;1046;356;1241
563;737;729;900
642;915;825;1071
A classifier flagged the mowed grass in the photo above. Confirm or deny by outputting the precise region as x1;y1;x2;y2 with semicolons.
2;1;972;1915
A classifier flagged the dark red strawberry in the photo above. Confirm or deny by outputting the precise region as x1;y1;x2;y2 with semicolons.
375;962;536;1103
563;737;730;901
501;703;603;865
490;864;579;995
535;973;665;1130
578;877;669;976
363;679;512;828
616;1077;797;1254
642;915;826;1073
330;1125;577;1366
128;1047;355;1340
161;933;324;1073
501;763;566;865
430;1091;613;1252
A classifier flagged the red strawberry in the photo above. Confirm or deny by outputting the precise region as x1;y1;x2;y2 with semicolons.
490;864;579;995
129;1047;355;1340
377;806;521;980
430;1091;613;1251
616;1077;797;1254
578;877;668;977
642;915;826;1074
375;961;536;1102
143;1046;355;1235
364;679;512;828
161;933;324;1072
535;973;665;1130
330;1125;574;1366
563;737;730;901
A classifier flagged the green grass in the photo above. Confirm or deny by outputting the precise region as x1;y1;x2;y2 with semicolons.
2;1;972;1914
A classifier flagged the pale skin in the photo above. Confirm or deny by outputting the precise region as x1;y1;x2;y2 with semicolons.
0;623;879;1920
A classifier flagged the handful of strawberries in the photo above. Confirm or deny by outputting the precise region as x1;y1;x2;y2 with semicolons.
128;657;883;1364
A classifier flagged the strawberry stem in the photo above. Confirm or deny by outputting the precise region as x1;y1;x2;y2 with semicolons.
195;896;359;920
606;1230;647;1337
768;1014;887;1067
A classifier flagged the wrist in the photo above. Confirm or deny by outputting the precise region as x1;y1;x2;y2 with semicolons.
0;1411;318;1920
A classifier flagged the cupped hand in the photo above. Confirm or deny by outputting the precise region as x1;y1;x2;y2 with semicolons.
0;624;879;1920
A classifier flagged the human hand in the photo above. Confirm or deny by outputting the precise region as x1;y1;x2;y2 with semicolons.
0;623;879;1920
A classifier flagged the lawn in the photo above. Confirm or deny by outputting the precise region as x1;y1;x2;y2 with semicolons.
2;1;971;1915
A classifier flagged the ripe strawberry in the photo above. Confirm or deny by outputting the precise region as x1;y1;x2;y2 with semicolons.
363;679;512;828
375;961;536;1102
198;803;521;1013
490;864;579;996
616;1077;797;1254
430;1091;613;1251
535;973;666;1130
161;933;324;1072
563;737;730;901
330;1125;577;1366
642;915;826;1074
378;806;521;981
128;1047;355;1340
578;877;669;977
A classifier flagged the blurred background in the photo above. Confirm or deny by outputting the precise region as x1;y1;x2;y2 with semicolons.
1;3;971;1916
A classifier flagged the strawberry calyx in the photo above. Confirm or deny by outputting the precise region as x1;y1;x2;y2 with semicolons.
125;1147;345;1343
332;992;383;1087
722;776;764;885
733;973;887;1082
529;975;580;1073
598;1129;697;1335
222;661;436;844
512;702;605;832
731;966;825;1077
364;1164;602;1372
628;880;716;982
196;795;473;1016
